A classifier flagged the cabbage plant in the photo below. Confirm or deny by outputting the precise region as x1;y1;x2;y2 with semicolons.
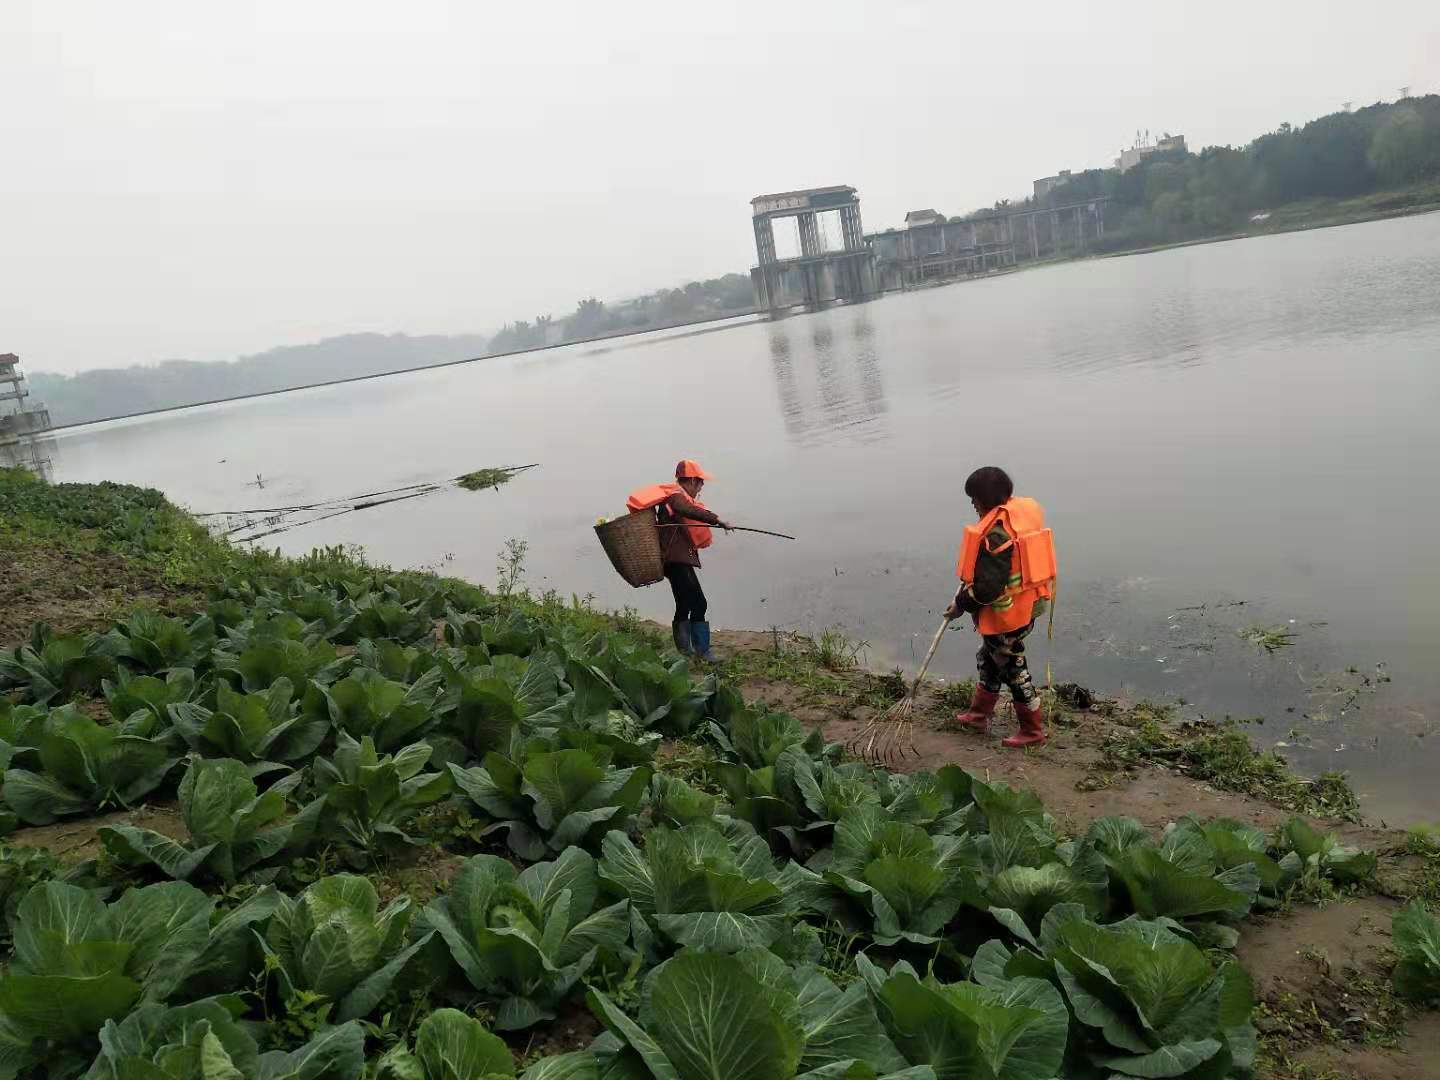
421;849;630;1030
859;953;1068;1080
450;743;650;860
1084;815;1258;940
1275;816;1377;885
599;821;822;954
354;637;439;683
103;667;202;729
821;805;982;946
371;1008;517;1080
588;949;927;1080
3;705;177;825
99;756;324;883
169;677;329;771
82;998;259;1079
101;610;215;674
649;773;722;829
262;874;434;1023
320;666;441;752
440;655;565;759
0;881;270;1074
215;638;349;693
0;623;116;705
0;700;45;772
254;1022;366;1080
708;694;832;770
1391;900;1440;1003
313;734;451;852
987;910;1258;1078
348;593;433;644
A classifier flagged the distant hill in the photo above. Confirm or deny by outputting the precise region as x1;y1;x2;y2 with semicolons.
33;270;759;427
31;332;491;426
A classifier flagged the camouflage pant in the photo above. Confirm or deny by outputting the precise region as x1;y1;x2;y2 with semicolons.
976;621;1038;704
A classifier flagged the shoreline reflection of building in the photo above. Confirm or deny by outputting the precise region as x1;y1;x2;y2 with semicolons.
767;312;888;444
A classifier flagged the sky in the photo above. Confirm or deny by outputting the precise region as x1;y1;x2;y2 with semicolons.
3;1;1437;375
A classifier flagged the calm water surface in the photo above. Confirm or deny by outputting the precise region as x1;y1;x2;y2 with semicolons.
53;215;1440;822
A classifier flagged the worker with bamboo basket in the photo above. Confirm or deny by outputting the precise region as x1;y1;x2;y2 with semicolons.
947;466;1057;748
624;460;733;662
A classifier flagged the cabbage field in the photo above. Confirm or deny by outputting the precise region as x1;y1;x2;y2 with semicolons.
0;521;1384;1079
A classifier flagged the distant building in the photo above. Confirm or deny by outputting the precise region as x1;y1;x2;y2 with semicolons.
1033;170;1073;203
1115;133;1186;173
0;353;54;479
904;209;945;228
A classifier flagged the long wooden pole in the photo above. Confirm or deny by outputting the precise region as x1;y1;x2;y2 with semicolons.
657;523;796;541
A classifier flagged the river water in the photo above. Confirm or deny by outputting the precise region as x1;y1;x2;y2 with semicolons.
51;214;1440;823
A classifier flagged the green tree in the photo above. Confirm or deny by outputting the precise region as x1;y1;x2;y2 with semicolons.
1370;105;1432;186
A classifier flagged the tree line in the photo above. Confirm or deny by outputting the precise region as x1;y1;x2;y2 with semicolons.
485;273;754;353
30;274;755;427
1034;95;1440;248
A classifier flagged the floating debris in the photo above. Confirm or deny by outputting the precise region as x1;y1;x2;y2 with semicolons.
1238;624;1297;653
455;466;530;492
195;463;539;542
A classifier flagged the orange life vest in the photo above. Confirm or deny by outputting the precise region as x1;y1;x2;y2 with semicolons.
625;482;713;549
956;496;1056;634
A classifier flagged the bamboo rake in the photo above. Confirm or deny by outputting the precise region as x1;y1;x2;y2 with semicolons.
849;616;951;765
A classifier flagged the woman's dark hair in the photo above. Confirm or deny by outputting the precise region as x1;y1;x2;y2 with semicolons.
964;466;1014;510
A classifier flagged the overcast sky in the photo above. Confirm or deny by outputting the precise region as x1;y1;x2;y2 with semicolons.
4;1;1437;375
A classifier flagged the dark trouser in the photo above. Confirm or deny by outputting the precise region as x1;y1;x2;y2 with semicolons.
664;563;707;622
977;620;1038;705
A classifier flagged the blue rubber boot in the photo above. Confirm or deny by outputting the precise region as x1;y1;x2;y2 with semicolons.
690;621;717;662
671;619;693;655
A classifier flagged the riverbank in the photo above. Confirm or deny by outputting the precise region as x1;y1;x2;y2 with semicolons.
1092;185;1440;262
2;466;1438;1079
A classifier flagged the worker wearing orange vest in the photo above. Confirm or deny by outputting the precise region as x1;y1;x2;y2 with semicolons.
944;466;1056;748
626;460;731;661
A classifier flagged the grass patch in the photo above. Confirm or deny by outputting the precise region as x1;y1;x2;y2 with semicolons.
934;679;977;711
722;628;911;715
812;626;867;671
723;631;859;698
1080;717;1362;821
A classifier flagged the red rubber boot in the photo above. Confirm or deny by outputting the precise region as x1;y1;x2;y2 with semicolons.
1002;700;1048;748
954;687;999;733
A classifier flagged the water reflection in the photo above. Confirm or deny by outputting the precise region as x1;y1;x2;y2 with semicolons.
0;434;57;482
766;310;888;445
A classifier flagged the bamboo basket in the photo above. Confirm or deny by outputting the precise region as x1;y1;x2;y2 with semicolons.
594;511;665;588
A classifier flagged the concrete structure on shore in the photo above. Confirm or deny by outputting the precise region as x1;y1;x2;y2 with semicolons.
866;197;1108;289
749;186;878;312
1;354;55;480
747;182;1109;300
866;212;1017;289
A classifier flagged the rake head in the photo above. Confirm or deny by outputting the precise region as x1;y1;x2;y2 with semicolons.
846;616;951;767
847;695;924;766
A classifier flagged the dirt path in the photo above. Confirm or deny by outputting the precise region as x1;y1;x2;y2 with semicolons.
6;803;185;863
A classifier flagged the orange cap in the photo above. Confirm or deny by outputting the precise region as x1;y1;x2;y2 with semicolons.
675;459;713;481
